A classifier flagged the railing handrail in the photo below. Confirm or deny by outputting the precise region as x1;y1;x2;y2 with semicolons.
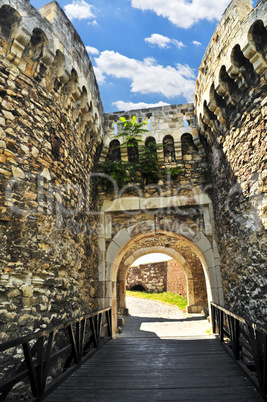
0;306;112;401
0;306;111;352
211;302;267;334
211;302;267;400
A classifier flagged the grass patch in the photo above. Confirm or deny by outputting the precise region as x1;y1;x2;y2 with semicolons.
126;290;187;310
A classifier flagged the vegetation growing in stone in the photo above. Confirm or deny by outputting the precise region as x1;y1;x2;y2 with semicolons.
116;115;148;147
138;141;162;185
98;159;139;188
97;116;181;189
166;166;182;181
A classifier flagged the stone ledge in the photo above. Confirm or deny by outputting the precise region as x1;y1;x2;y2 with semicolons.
101;193;212;212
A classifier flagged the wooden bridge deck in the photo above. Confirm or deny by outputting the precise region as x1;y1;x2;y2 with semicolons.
45;312;263;401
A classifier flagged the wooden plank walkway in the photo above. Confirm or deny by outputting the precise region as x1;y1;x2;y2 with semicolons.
45;304;263;402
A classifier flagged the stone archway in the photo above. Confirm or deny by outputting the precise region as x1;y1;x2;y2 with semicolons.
117;243;205;317
99;220;224;334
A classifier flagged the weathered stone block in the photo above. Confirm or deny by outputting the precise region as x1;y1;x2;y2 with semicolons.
21;285;33;298
12;166;25;179
7;289;21;299
2;110;15;120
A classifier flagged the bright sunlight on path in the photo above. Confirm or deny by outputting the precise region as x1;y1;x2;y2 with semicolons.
123;295;210;339
45;297;262;401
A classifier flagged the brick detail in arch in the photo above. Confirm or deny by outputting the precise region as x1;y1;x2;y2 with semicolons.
166;259;187;298
126;260;187;299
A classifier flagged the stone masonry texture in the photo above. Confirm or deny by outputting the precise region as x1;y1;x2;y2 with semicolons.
0;0;104;343
166;259;187;298
126;259;187;298
0;0;266;396
195;0;267;323
126;261;167;293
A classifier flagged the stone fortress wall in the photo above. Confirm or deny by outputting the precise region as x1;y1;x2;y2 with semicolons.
0;0;105;341
195;0;267;322
104;103;200;161
98;104;216;324
102;104;208;197
0;0;265;345
99;0;266;328
126;261;168;293
126;259;187;298
166;259;187;298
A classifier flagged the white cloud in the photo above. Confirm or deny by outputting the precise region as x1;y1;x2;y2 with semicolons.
89;20;98;26
94;50;195;101
86;46;99;55
172;39;185;49
130;0;230;29
145;34;184;49
113;100;170;111
64;0;95;21
192;40;202;46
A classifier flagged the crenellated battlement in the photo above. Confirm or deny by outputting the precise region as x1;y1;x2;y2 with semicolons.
0;0;104;146
194;0;267;322
195;0;267;141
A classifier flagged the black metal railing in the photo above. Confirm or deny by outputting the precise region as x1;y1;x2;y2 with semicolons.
211;302;267;400
0;307;112;401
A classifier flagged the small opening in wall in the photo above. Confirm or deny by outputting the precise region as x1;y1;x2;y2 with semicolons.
219;65;238;94
0;5;21;39
114;122;117;135
145;136;156;150
30;28;47;62
181;133;198;157
54;78;62;92
183;114;189;127
127;138;139;163
249;20;267;60
106;139;121;161
231;44;257;85
129;284;146;292
163;135;175;163
51;132;61;159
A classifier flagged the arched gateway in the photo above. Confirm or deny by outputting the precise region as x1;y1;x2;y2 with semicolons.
98;104;225;335
98;203;224;334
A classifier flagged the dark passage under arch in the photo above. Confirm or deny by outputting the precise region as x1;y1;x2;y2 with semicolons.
129;284;146;292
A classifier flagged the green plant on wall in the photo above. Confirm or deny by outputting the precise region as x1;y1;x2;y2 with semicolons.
97;116;181;189
116;115;148;147
139;141;161;185
166;166;182;181
98;159;139;189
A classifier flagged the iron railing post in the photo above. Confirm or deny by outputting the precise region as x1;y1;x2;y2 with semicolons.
219;309;224;342
233;318;240;361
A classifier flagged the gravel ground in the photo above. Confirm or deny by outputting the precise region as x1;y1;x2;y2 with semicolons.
119;296;212;339
126;295;186;319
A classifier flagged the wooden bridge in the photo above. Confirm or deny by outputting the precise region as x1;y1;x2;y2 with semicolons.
0;303;266;401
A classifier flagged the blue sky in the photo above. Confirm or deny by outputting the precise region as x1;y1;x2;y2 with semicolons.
31;0;256;113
